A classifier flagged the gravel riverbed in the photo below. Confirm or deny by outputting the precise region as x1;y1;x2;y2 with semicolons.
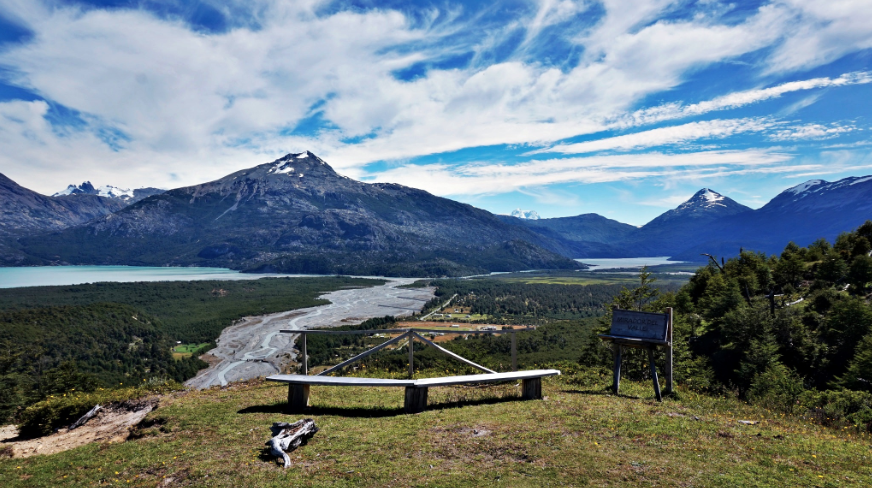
185;278;434;389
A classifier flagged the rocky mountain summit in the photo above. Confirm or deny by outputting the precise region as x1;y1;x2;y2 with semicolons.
645;189;751;227
18;152;579;276
54;181;164;204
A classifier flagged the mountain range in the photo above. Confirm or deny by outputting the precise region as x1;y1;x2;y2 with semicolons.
2;152;871;275
3;152;578;276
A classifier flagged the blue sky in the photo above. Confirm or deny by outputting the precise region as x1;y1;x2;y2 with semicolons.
1;0;871;225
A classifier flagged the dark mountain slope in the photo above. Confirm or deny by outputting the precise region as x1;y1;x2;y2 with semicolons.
672;177;872;260
621;189;752;257
0;172;126;237
19;152;580;276
500;213;639;258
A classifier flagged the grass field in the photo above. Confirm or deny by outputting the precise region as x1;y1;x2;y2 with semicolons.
172;343;211;354
3;371;870;487
171;343;211;360
484;270;692;286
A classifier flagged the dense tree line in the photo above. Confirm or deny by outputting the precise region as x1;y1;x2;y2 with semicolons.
0;303;205;422
671;221;872;395
421;280;680;322
577;222;872;428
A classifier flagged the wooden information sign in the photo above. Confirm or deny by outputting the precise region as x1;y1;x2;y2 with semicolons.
599;308;673;402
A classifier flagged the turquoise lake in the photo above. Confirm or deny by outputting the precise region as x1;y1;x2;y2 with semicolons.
0;266;311;289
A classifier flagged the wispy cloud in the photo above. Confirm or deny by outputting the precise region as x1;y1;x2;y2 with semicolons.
533;118;773;155
769;123;857;141
620;72;872;127
368;149;792;196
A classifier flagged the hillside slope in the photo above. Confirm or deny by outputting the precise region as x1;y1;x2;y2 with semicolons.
502;213;638;258
2;376;869;486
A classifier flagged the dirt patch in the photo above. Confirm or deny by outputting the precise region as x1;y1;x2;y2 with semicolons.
199;353;222;368
426;424;536;466
2;398;159;458
0;425;18;442
211;288;229;297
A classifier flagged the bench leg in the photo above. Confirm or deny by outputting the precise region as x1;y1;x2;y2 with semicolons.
648;348;662;402
613;344;622;394
404;386;428;414
287;384;310;413
521;377;542;400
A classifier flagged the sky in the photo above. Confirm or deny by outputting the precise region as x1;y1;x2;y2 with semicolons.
1;0;871;226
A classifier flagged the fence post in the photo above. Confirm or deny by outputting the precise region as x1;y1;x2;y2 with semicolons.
302;332;308;376
511;330;518;372
666;307;673;394
408;332;414;378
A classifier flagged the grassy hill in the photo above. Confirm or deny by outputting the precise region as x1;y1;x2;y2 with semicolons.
2;373;870;486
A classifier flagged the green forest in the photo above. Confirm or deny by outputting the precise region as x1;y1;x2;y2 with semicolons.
308;222;872;431
0;276;381;423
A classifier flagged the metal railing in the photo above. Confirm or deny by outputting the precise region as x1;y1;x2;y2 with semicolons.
279;326;535;377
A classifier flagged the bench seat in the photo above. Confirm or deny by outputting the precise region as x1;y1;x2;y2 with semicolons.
266;369;561;414
266;375;415;387
413;369;560;387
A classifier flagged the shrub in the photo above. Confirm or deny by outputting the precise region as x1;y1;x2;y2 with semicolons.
747;363;805;412
798;389;872;432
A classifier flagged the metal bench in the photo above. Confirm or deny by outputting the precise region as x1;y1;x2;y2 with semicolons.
267;369;561;414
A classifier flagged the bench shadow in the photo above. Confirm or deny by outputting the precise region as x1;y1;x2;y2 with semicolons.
237;403;405;418
238;394;529;418
425;394;524;412
559;388;641;399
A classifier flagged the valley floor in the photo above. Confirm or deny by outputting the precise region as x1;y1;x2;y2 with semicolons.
2;373;870;487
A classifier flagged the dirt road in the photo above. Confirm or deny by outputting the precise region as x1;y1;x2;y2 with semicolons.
185;278;434;389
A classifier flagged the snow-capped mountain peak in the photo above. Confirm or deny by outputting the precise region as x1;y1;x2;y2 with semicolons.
787;179;827;195
763;174;872;212
268;151;331;176
511;209;540;220
678;188;728;210
54;182;133;200
53;182;164;204
54;181;96;197
96;185;135;200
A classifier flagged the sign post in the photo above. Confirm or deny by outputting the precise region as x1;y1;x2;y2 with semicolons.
599;308;673;402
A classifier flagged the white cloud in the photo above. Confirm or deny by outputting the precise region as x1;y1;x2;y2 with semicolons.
766;0;872;74
769;123;857;141
368;149;792;197
0;0;870;197
535;118;773;155
524;0;589;45
622;71;872;127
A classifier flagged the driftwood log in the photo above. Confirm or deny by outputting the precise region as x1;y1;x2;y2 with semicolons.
69;405;102;430
266;419;319;468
